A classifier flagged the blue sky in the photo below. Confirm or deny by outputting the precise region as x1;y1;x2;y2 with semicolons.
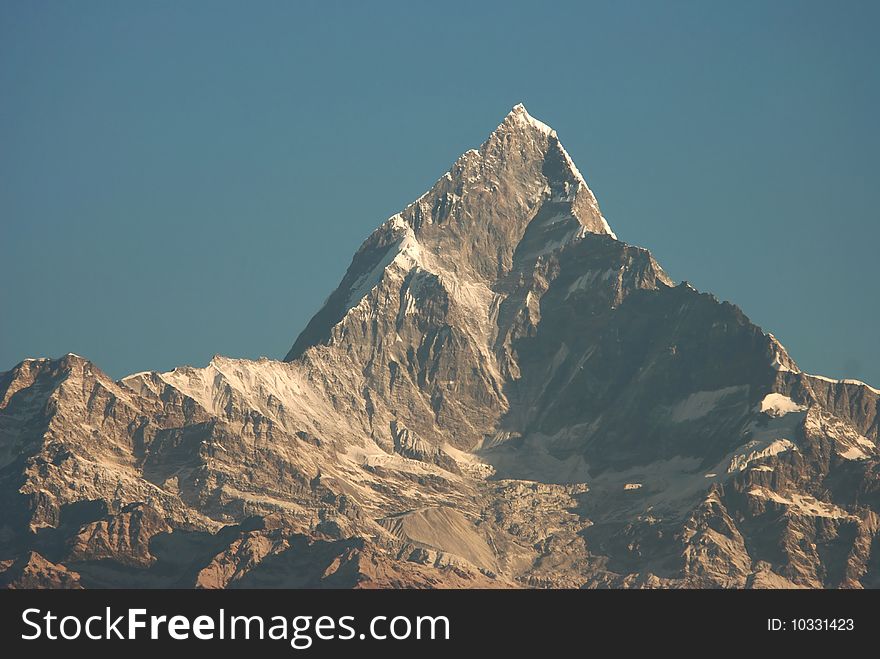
1;0;878;385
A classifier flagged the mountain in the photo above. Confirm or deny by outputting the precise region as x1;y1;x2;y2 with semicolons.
2;104;879;589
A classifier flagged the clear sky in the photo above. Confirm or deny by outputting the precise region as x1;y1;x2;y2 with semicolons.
1;0;878;385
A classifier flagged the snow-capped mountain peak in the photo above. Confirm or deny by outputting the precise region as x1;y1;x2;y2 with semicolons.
501;102;557;137
2;106;879;590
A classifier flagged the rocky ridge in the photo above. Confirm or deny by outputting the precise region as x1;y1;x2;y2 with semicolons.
1;105;878;588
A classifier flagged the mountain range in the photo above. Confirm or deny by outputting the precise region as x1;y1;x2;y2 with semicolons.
2;104;878;588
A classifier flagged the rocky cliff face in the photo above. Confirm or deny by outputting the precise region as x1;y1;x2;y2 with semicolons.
2;105;878;588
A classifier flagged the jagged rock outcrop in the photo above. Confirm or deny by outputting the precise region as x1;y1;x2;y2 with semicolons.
0;552;83;589
1;105;878;588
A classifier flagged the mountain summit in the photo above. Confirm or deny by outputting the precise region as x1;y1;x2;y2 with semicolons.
2;107;879;589
286;103;613;361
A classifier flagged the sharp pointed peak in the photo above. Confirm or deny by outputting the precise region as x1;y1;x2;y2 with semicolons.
500;102;556;137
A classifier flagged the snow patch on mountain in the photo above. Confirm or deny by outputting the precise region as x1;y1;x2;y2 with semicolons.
565;268;617;298
807;373;880;395
506;103;555;136
345;227;423;309
803;407;875;460
726;439;796;473
669;385;748;423
747;488;855;520
759;393;806;417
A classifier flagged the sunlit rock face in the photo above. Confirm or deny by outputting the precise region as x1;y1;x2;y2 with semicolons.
2;106;878;589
